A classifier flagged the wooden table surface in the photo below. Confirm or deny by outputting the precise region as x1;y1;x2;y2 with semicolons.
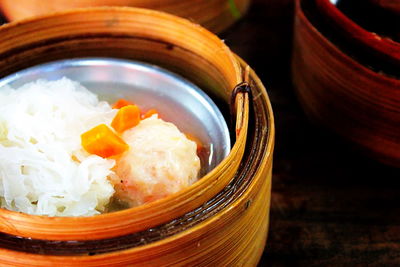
221;0;400;266
1;1;399;265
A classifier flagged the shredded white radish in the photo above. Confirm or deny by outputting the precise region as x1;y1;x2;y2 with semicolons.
0;78;117;216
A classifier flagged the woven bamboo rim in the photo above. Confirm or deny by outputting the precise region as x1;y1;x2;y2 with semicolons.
0;7;251;241
0;0;251;33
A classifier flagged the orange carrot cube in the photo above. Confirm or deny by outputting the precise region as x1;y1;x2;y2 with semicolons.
111;105;141;133
112;99;134;109
81;124;129;158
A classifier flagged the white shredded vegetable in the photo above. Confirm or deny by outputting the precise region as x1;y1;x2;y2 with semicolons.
0;78;117;216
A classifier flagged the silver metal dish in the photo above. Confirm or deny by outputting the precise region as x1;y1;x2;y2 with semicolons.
0;58;230;173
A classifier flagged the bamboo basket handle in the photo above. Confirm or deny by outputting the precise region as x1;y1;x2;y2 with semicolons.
231;65;251;139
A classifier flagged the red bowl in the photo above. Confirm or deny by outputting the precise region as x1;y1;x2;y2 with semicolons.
292;0;400;166
315;0;400;61
301;0;399;77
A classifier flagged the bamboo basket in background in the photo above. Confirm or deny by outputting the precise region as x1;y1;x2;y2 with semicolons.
292;0;400;167
0;0;251;33
0;7;274;266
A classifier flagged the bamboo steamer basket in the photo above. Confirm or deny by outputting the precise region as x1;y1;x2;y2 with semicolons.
292;0;400;167
0;7;274;266
0;0;251;33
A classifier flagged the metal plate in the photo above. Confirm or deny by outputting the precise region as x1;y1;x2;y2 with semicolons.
0;58;230;173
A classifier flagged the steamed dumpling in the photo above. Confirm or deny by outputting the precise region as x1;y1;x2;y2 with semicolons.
113;116;200;206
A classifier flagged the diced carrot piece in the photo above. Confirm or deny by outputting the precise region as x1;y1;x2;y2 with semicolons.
81;124;129;158
113;99;134;109
111;105;141;133
142;109;158;119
